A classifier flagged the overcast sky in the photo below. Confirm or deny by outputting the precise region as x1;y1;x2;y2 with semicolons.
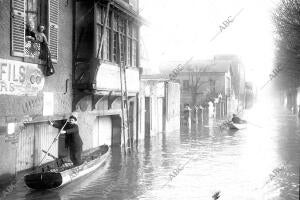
139;0;279;87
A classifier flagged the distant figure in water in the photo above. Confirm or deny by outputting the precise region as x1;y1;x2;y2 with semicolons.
212;191;221;199
232;114;246;124
183;104;191;120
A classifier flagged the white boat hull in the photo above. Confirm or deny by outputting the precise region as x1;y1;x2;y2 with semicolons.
59;151;109;188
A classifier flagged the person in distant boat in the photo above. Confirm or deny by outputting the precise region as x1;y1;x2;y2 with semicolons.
232;114;246;124
49;115;83;166
183;104;191;119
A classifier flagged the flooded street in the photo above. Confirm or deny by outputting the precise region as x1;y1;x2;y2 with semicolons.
5;104;300;200
0;0;299;199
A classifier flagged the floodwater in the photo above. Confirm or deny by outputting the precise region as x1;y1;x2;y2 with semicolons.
4;103;300;200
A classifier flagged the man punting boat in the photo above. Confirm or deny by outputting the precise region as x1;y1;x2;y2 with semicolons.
24;115;110;190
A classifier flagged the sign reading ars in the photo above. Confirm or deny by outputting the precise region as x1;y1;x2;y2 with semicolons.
0;58;45;95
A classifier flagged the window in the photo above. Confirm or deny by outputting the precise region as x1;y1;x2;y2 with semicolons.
26;0;38;30
0;123;17;143
11;0;59;62
0;126;7;136
118;17;126;64
96;6;139;67
96;6;112;61
132;23;138;67
127;22;132;66
25;0;43;58
183;80;189;89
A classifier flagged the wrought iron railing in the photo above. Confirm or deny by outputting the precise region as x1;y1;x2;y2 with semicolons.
25;41;41;58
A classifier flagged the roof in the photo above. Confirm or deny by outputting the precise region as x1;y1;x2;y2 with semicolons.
141;74;170;81
213;54;241;61
184;60;232;73
158;58;235;74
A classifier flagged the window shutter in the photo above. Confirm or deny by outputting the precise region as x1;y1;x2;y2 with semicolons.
11;0;25;57
48;0;59;63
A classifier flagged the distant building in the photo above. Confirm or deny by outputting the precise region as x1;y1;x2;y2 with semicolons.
176;60;232;114
214;55;246;112
245;82;254;108
139;74;180;137
162;55;246;117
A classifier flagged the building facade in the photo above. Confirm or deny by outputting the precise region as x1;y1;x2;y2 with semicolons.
214;55;246;112
0;0;143;184
0;0;73;181
176;60;232;115
171;56;246;118
72;0;143;151
139;75;180;138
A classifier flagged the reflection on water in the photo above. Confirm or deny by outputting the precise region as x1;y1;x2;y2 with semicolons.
5;105;300;200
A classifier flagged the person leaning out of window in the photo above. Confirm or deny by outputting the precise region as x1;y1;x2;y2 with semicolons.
25;23;49;60
35;25;49;60
25;22;36;42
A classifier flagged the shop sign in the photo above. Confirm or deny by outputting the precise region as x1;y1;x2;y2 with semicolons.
0;58;44;95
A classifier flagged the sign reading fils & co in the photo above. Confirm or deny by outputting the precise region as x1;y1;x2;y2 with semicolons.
0;58;45;95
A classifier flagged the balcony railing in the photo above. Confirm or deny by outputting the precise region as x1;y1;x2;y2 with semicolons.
25;41;41;58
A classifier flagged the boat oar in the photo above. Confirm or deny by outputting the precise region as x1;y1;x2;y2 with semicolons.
38;120;68;167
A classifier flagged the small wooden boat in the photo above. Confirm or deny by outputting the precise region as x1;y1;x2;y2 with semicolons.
228;122;247;130
24;145;110;190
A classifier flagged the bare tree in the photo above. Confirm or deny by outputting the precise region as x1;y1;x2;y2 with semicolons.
188;65;215;106
273;0;300;88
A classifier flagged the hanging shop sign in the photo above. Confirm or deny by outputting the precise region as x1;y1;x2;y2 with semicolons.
0;58;44;95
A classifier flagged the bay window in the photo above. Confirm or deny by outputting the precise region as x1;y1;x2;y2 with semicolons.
96;5;139;67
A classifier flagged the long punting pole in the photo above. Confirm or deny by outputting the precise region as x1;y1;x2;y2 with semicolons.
37;120;68;167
